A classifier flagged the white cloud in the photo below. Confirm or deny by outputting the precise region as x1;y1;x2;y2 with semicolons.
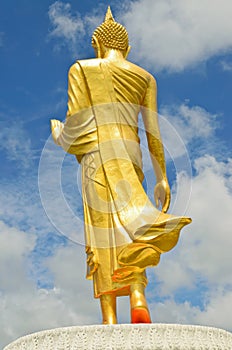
0;215;129;347
156;103;220;163
161;103;218;144
149;289;232;331
0;220;99;349
0;221;35;292
183;156;232;285
0;177;51;234
123;0;232;71
38;138;85;244
48;2;84;45
48;1;101;55
220;60;232;72
0;120;33;169
148;154;232;330
150;299;200;325
160;155;232;287
197;290;232;330
0;134;83;242
150;289;232;331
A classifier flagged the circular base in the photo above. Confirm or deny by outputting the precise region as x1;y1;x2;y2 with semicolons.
4;324;232;350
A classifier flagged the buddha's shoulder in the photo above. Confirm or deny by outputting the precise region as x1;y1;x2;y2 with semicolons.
69;58;102;71
124;60;155;81
69;58;155;82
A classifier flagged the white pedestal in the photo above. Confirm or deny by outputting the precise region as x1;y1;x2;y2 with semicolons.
4;324;232;350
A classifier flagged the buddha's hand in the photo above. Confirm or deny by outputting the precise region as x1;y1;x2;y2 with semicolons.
50;119;64;145
154;179;171;213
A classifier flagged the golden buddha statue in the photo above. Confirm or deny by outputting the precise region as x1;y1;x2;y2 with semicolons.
51;7;191;324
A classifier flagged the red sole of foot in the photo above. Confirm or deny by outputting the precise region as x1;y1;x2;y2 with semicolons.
131;308;152;323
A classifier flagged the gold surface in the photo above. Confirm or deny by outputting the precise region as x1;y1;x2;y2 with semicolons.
51;6;191;323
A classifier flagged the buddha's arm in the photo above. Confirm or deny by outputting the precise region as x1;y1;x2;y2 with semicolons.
141;76;170;212
50;63;89;145
66;63;90;118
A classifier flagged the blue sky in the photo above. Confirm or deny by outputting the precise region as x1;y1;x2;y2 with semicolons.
1;0;232;347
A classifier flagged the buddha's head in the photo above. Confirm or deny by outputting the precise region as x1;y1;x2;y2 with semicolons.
92;6;130;58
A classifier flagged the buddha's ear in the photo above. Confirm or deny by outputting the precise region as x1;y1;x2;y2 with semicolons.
92;35;105;58
92;35;101;57
124;45;131;59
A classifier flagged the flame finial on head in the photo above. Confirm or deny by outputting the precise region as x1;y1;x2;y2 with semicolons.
104;6;114;22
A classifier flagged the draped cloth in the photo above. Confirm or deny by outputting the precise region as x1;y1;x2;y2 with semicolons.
58;59;191;297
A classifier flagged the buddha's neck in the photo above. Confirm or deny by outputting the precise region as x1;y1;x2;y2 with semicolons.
104;49;124;61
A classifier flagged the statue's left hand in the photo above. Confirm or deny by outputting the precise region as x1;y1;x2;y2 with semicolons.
50;119;64;145
154;179;171;213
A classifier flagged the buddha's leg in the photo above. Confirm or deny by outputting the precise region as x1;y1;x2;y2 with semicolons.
130;283;151;323
100;293;117;324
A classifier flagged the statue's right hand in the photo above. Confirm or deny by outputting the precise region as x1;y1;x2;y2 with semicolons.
154;179;171;213
50;119;64;145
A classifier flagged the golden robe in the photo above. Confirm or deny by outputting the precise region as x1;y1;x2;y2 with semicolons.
58;58;191;297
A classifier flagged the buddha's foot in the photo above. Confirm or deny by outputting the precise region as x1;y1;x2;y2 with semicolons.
131;306;151;323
